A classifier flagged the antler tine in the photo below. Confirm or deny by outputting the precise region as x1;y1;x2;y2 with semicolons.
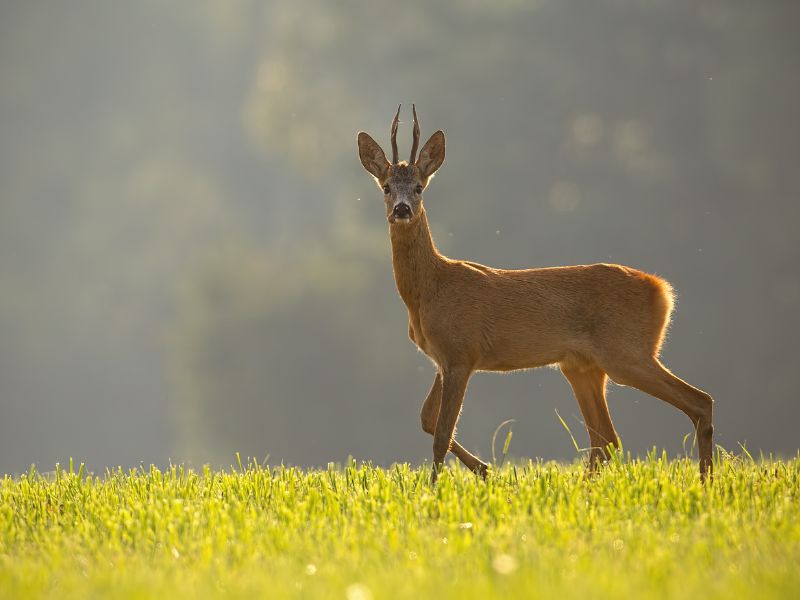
409;104;420;164
390;104;401;164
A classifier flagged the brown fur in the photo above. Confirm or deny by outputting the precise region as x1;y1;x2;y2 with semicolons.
357;110;714;482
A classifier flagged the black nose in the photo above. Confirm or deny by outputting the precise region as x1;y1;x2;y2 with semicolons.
393;203;412;219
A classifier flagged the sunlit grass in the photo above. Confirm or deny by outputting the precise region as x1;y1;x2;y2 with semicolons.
1;452;798;599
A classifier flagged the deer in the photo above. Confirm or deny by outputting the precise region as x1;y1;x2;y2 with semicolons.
357;105;714;483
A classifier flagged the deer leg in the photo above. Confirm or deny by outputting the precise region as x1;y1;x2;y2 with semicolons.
421;372;488;477
560;364;620;470
603;358;714;480
431;366;472;484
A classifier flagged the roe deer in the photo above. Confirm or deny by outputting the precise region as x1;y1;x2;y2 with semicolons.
357;105;714;482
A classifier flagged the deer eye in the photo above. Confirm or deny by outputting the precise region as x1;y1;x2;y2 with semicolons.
383;185;390;195
416;185;423;194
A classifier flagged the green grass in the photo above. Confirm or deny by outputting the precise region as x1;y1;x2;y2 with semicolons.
1;452;799;599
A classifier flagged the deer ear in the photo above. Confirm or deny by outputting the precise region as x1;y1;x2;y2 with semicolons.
416;130;445;180
358;132;390;180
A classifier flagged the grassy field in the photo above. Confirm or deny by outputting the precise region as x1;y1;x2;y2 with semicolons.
1;453;799;599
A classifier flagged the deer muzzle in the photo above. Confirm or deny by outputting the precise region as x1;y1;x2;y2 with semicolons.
392;202;412;220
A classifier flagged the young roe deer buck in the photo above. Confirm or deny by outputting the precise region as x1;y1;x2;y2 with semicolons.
357;105;714;482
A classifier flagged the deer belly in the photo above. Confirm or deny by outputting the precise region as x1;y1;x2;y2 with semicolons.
479;355;560;372
477;340;563;372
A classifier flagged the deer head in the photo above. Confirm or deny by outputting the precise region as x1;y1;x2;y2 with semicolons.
357;105;446;224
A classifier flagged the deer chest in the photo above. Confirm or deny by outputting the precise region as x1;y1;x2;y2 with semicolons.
407;313;433;357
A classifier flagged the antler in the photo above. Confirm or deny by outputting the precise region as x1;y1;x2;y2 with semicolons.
409;104;420;164
390;104;401;164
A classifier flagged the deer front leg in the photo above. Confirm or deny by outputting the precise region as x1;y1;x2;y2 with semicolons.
421;372;488;478
431;366;472;484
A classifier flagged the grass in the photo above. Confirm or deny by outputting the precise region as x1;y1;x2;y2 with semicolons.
1;452;799;599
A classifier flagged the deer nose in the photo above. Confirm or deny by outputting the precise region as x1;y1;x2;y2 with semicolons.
393;203;412;219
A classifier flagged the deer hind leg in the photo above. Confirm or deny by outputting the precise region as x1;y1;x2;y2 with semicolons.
560;363;620;470
421;372;487;478
602;357;714;479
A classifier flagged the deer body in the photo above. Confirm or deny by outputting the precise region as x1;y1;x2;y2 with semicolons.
393;211;670;372
358;106;714;482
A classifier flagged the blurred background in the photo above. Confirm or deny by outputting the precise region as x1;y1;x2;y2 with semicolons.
1;1;798;474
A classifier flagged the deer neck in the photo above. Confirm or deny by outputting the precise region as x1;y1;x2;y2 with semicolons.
389;206;442;311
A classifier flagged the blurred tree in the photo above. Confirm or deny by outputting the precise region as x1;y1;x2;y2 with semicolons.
171;0;800;465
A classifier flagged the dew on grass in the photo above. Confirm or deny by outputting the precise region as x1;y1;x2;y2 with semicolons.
492;554;518;575
346;583;373;600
